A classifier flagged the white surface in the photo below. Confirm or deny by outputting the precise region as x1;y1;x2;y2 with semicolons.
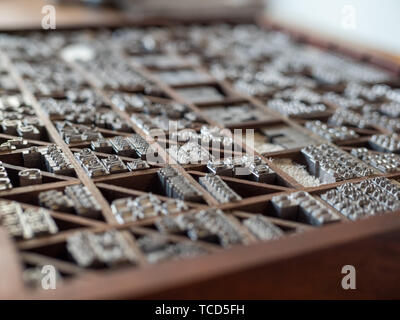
267;0;400;54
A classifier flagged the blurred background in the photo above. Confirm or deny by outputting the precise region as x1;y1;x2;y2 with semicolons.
268;0;400;55
0;0;399;55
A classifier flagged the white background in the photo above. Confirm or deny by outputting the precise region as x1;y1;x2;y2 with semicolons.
267;0;400;54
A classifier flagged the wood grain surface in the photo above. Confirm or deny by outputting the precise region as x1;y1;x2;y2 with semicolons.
0;228;24;299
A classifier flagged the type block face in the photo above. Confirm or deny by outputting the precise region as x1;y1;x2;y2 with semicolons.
67;230;138;268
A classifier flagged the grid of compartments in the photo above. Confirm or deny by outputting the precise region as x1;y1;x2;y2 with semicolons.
0;22;400;293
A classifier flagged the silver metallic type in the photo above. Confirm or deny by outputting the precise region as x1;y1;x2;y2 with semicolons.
207;155;276;183
155;209;250;248
242;215;284;241
351;147;400;173
19;169;42;187
328;109;371;129
74;148;109;177
168;142;212;165
109;136;137;157
199;174;242;204
23;207;59;236
126;134;155;159
67;230;137;268
64;184;102;219
41;96;130;131
17;124;41;140
39;185;101;218
14;59;87;95
268;99;327;117
305;120;359;142
111;193;188;224
111;93;149;113
39;190;75;213
0;162;12;191
0;200;58;239
171;126;234;148
130;109;199;134
1;137;29;150
55;121;103;144
157;166;203;202
22;146;42;168
321;178;400;220
41;145;75;176
271;191;339;225
101;155;129;174
137;234;208;264
126;159;150;171
301;144;374;183
77;53;151;91
2;119;20;135
91;139;113;153
91;134;155;160
369;134;400;153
